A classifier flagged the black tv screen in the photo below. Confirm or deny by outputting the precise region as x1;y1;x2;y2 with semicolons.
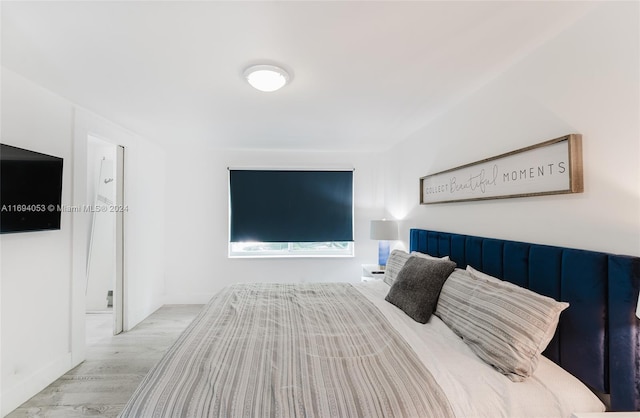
1;144;63;234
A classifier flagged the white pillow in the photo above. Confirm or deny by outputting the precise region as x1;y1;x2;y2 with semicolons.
383;250;412;286
383;250;451;286
466;265;502;284
412;252;451;262
436;269;569;381
465;265;566;353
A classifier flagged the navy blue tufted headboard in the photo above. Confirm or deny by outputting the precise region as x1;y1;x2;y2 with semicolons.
410;229;640;411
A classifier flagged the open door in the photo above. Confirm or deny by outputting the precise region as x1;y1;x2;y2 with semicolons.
86;138;125;336
114;145;125;335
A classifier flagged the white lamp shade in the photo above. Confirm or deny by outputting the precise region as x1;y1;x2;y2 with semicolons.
370;220;398;241
636;294;640;319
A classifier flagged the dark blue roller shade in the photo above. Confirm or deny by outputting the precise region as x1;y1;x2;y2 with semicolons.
229;170;353;243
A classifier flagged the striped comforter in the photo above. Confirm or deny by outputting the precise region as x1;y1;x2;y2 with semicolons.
119;283;454;418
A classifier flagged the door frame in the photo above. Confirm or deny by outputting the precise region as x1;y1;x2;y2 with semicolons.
71;109;132;366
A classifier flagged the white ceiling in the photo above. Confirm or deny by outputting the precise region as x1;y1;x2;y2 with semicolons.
1;1;595;152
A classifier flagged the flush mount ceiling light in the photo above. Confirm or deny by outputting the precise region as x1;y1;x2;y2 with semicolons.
243;64;290;92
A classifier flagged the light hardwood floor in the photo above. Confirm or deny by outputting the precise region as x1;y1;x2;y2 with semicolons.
7;305;203;418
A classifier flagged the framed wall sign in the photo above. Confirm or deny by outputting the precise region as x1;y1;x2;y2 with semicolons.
420;134;583;204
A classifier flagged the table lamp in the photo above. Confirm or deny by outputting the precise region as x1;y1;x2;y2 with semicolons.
370;219;398;269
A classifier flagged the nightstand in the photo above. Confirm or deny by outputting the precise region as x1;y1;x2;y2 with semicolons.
571;412;640;418
362;264;385;282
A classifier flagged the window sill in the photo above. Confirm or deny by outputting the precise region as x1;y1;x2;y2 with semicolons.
228;253;354;259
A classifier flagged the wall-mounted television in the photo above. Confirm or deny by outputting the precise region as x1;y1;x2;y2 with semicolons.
1;143;64;234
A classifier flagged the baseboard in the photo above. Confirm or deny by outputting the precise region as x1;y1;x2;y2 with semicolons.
125;299;165;331
162;292;215;305
1;352;72;417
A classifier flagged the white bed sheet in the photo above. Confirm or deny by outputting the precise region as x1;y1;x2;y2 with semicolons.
354;281;606;418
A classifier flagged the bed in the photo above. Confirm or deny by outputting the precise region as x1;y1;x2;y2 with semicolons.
119;229;640;417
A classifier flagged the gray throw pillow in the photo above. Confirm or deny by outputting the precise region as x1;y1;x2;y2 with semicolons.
385;257;456;324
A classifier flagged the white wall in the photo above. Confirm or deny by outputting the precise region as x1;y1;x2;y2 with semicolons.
119;136;166;328
1;68;75;416
1;68;167;416
384;2;640;257
163;148;386;303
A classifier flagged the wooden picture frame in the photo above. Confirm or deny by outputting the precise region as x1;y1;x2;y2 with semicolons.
420;134;583;204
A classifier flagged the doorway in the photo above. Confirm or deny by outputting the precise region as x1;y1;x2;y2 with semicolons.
85;136;125;336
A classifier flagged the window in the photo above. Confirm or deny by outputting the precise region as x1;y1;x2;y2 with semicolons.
228;169;354;257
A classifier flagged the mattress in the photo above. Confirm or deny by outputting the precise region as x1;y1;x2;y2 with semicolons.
355;280;606;418
120;281;605;418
